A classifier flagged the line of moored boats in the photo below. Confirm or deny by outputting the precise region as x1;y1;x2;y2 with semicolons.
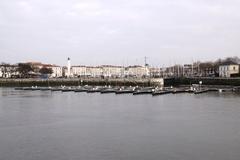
14;85;240;96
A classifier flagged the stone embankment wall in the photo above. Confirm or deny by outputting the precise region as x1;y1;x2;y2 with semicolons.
164;77;240;86
0;78;164;87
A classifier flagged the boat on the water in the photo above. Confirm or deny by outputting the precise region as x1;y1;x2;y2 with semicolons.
172;89;187;94
152;90;173;96
114;87;135;94
22;86;41;91
31;87;41;91
14;87;24;90
133;88;154;95
233;86;240;92
51;87;63;91
75;86;93;92
61;87;75;92
40;87;52;91
194;89;209;94
86;86;105;93
23;87;34;90
100;88;118;94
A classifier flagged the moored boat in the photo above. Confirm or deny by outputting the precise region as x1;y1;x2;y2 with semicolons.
133;88;154;95
61;87;75;92
40;87;52;91
75;86;93;92
152;90;173;96
23;87;34;90
172;89;187;94
115;89;134;94
14;87;24;90
100;88;117;94
194;89;209;94
51;87;63;91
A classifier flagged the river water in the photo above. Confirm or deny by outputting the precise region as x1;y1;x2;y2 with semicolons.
0;88;240;160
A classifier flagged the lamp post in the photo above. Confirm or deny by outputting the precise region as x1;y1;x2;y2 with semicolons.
199;81;202;91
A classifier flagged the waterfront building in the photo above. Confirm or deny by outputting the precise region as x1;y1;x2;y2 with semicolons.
26;62;63;78
219;62;239;78
50;65;63;78
86;66;102;77
182;64;199;77
101;65;124;78
149;67;161;78
0;64;18;78
72;66;87;77
198;62;216;77
71;66;103;77
126;65;150;78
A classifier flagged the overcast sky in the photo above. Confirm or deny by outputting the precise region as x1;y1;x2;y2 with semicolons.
1;0;240;66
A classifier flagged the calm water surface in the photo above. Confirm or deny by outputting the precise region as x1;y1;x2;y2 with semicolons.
0;88;240;160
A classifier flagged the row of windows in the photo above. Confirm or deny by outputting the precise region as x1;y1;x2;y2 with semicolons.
220;66;238;71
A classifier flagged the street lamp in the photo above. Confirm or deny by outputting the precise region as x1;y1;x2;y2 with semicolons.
199;81;202;91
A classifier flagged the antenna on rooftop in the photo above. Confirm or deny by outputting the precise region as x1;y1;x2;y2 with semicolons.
144;56;149;67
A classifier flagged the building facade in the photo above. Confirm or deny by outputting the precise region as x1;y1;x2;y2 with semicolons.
50;65;63;78
126;65;150;78
219;64;239;78
101;65;124;78
0;64;18;78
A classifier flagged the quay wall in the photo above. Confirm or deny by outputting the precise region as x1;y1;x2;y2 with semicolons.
0;78;163;87
1;77;240;87
165;77;240;86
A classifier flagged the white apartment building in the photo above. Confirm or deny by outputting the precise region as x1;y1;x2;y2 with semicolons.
219;63;239;78
86;66;102;77
0;64;18;78
72;66;87;77
101;65;124;78
50;65;63;78
126;65;150;77
0;67;3;77
71;66;102;77
71;65;125;78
